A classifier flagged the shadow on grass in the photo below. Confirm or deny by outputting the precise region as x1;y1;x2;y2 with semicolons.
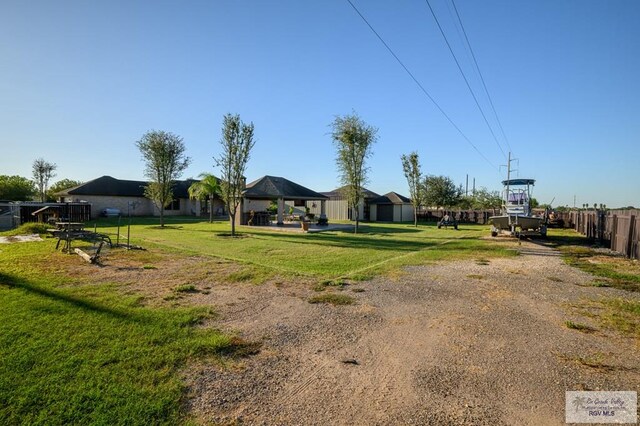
249;232;439;252
0;272;133;321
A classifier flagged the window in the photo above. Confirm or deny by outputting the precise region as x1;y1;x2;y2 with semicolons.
294;199;306;207
165;199;180;211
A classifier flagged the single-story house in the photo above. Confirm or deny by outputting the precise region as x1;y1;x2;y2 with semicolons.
239;175;328;225
306;186;380;221
57;175;225;219
369;192;415;222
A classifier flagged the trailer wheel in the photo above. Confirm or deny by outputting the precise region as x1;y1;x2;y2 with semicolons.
491;230;498;237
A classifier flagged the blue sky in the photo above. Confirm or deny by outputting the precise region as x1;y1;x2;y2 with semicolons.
1;0;639;208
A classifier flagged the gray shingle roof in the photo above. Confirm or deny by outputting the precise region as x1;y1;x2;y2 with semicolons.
320;186;380;200
59;175;198;198
369;191;411;204
243;176;328;200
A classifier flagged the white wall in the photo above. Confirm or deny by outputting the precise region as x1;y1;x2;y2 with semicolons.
395;204;415;222
370;205;377;222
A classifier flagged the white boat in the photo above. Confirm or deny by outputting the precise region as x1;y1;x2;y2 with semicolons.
489;178;546;237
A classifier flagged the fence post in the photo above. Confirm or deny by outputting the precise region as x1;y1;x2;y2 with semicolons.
626;215;636;259
611;215;617;251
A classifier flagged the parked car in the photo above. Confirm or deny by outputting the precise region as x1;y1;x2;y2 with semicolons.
100;208;122;217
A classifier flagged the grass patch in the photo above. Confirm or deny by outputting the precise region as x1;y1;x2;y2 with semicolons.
476;258;490;265
142;265;157;270
564;320;596;333
351;288;365;293
466;274;485;280
595;298;640;337
0;241;245;424
308;293;355;306
0;222;50;236
174;283;197;293
551;231;640;292
225;266;271;284
560;353;612;370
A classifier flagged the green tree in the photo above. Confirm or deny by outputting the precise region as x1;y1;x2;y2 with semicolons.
215;114;255;236
188;173;221;223
470;187;502;210
136;130;191;228
401;151;424;227
47;179;83;201
0;175;36;201
32;158;57;202
331;113;377;233
423;175;461;209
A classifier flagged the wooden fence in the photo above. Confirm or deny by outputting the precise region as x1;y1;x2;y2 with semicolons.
18;202;92;225
417;209;498;224
558;209;639;260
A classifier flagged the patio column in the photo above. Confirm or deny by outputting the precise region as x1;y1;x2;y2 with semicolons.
277;197;284;225
321;200;326;217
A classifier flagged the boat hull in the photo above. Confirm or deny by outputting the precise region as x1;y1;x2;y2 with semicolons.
489;214;543;231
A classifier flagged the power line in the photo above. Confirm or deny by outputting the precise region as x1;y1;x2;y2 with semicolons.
344;0;498;171
424;0;507;160
451;0;513;154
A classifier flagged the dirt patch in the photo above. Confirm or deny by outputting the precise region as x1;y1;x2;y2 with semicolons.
181;240;640;425
0;234;43;244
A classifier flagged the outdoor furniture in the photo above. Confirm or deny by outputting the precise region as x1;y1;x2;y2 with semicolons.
49;228;112;252
246;211;271;226
55;222;85;231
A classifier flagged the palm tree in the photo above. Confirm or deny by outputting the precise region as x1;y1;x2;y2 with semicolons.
188;173;221;223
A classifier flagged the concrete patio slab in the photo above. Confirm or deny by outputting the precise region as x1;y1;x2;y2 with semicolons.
243;222;354;233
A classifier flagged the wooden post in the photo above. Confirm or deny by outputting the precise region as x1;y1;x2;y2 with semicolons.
74;248;93;263
626;215;636;259
611;215;617;252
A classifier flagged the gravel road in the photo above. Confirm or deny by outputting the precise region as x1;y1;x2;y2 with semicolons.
184;239;640;425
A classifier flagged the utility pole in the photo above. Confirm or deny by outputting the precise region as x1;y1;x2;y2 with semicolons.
465;174;469;196
505;152;511;206
472;178;475;195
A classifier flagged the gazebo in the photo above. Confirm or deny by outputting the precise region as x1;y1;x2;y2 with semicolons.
240;176;328;226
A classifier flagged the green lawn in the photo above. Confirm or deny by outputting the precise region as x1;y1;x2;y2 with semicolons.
95;217;517;280
0;218;518;424
0;241;247;425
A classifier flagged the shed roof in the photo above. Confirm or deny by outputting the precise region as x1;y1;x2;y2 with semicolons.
321;186;380;200
59;175;198;198
369;191;411;205
243;176;328;200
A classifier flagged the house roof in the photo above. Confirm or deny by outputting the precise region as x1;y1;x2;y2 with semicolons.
58;175;198;199
320;186;380;200
242;175;328;200
369;191;412;205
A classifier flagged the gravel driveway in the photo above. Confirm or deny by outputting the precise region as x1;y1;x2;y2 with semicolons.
185;239;640;425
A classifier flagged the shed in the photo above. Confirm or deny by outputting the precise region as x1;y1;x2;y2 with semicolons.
309;186;380;221
369;192;414;222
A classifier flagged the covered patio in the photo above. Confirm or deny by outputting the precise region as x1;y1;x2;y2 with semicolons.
239;176;329;226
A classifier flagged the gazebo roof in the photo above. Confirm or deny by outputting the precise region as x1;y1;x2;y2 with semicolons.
242;175;328;200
